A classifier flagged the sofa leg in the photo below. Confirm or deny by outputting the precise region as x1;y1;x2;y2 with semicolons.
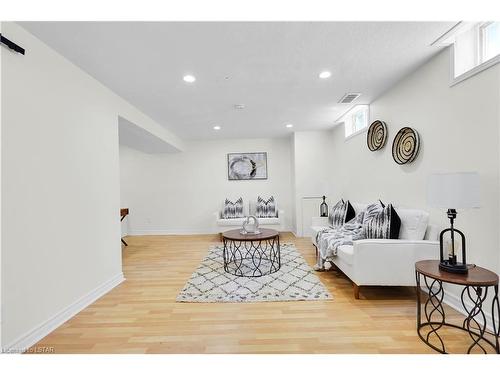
353;283;360;300
219;232;223;242
314;245;318;257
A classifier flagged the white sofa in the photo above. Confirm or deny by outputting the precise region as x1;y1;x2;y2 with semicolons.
311;203;440;299
214;200;285;239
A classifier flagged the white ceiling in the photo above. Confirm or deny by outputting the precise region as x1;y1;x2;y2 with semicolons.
20;21;455;140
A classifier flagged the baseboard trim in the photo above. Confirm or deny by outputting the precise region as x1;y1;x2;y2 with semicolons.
128;229;292;236
128;229;216;236
3;273;125;353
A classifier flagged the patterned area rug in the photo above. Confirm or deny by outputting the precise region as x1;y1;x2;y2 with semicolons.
176;243;332;303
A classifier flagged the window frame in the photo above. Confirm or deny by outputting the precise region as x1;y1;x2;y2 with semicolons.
479;21;500;63
450;21;500;87
338;105;370;141
344;126;369;142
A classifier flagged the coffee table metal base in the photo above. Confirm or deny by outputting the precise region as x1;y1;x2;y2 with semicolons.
223;236;280;277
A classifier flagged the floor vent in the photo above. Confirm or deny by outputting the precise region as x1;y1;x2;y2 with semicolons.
338;93;361;104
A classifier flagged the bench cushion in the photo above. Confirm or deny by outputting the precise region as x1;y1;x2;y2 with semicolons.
217;217;281;227
217;218;246;226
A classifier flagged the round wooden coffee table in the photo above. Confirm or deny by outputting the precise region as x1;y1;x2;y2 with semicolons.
415;260;499;354
222;228;280;277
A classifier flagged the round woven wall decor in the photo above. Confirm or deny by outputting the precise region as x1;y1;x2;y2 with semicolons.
366;120;387;151
392;127;420;165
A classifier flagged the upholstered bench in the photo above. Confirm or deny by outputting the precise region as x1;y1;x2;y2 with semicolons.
214;199;285;240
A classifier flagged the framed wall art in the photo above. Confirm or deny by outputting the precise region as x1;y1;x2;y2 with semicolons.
227;152;268;180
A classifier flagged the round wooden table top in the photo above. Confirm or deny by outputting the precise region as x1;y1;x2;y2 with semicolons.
222;228;279;241
415;260;498;287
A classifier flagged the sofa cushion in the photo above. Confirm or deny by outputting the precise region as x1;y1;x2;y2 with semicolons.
397;208;429;240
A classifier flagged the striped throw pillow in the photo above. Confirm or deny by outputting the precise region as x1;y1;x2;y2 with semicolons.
362;201;384;226
328;199;355;228
363;202;401;239
222;198;244;219
255;196;277;218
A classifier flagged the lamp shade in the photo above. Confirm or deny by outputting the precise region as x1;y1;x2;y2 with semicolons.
427;172;480;209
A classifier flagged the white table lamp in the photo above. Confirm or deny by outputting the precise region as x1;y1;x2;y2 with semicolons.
427;172;480;274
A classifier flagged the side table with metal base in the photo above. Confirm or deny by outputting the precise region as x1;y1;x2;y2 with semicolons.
415;260;500;354
120;208;129;246
222;228;280;277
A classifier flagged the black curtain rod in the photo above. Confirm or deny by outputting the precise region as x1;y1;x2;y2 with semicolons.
0;33;25;55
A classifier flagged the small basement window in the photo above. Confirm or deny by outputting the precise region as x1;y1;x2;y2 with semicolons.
338;105;370;139
481;22;500;62
434;22;500;85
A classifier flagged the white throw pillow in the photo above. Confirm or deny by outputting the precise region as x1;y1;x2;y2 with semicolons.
397;208;429;240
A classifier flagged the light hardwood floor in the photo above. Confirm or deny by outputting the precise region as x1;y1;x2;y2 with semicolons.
30;233;492;353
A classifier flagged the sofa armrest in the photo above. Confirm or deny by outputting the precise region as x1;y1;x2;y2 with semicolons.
354;239;439;246
350;239;440;286
311;216;329;227
353;239;440;259
277;209;285;231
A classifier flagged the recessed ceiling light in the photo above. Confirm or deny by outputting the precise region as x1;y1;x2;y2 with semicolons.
234;104;245;110
286;124;293;128
183;75;196;83
213;125;221;130
319;71;331;79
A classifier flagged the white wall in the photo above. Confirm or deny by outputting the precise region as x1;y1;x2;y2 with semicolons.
292;132;333;236
3;21;497;349
120;137;293;234
324;48;500;323
289;134;297;234
498;73;500;275
0;21;3;349
328;49;500;272
0;23;176;349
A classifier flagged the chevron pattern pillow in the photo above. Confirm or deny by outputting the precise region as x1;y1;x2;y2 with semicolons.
222;198;244;219
256;196;277;218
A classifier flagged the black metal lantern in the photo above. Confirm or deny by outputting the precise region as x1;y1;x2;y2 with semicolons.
439;209;468;274
320;196;328;217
